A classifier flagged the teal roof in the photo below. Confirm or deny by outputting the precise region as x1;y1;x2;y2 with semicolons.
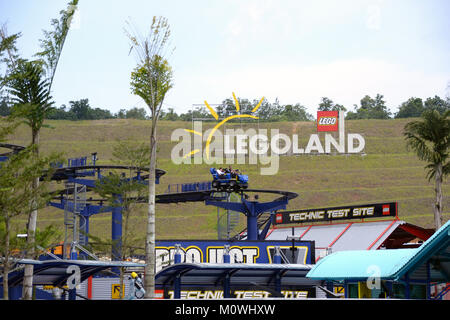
306;249;416;281
307;220;450;282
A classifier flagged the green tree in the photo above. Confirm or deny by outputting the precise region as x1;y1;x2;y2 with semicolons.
424;95;450;115
126;107;148;120
35;0;79;90
6;61;55;300
276;103;313;121
253;98;275;121
93;141;149;299
46;104;76;120
160;107;179;121
179;106;214;121
404;109;450;230
0;146;61;299
116;109;127;119
68;98;90;120
318;97;347;112
126;16;174;299
2;0;79;299
347;94;391;120
395;97;424;118
91;107;114;120
0;24;21;91
0;96;10;116
218;97;254;119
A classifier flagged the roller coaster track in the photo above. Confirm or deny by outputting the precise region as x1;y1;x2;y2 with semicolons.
46;165;166;181
3;144;297;241
155;188;297;204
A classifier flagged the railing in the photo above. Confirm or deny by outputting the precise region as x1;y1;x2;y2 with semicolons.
68;156;88;167
165;181;212;193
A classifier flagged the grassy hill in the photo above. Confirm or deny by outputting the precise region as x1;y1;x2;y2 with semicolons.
6;118;450;246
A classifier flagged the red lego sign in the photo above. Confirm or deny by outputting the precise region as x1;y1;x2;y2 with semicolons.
276;213;283;224
317;111;339;132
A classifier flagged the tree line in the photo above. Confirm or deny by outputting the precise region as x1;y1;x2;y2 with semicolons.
2;93;448;122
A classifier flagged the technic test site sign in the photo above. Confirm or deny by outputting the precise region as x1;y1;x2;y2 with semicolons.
274;202;397;225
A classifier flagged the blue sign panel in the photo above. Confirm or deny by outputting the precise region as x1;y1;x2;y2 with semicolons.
155;240;315;273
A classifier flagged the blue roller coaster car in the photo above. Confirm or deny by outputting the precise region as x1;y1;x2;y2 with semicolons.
210;168;248;192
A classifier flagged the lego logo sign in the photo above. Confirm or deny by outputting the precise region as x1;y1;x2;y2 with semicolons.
318;117;337;125
276;213;283;224
317;111;339;132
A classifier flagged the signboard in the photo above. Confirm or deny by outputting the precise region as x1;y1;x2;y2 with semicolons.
274;202;397;225
111;284;124;299
155;240;315;273
162;287;316;299
317;111;339;132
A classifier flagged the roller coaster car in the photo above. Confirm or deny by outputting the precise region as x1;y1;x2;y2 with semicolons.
210;168;248;192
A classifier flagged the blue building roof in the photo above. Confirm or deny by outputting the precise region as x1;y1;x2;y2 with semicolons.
156;263;319;288
3;259;145;287
307;220;450;283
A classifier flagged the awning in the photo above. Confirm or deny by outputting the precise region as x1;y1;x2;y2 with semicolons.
306;220;450;283
3;259;145;287
306;249;417;281
156;263;319;288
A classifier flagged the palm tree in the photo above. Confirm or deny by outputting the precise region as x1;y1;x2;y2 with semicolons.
6;59;54;299
404;109;450;230
8;60;54;148
2;1;78;299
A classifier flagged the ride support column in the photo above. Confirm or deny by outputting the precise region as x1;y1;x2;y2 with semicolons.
111;195;123;263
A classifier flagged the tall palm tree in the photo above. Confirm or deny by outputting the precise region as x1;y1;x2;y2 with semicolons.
404;109;450;230
2;0;78;299
7;59;54;299
8;60;54;149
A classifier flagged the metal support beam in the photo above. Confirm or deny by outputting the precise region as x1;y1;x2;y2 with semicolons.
111;205;122;262
404;272;410;299
174;274;181;299
206;196;289;241
223;273;231;298
426;260;431;299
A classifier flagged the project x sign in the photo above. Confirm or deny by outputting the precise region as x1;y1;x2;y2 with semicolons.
155;240;315;272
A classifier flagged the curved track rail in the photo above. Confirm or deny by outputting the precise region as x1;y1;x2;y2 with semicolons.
0;143;26;156
47;165;166;181
154;188;298;204
52;186;298;205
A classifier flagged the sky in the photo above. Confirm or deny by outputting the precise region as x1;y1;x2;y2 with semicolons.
1;0;449;116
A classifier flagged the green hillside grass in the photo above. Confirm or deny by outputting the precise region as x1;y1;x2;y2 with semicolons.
6;118;450;245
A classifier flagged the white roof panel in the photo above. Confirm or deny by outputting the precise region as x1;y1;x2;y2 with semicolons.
332;220;403;251
266;220;402;253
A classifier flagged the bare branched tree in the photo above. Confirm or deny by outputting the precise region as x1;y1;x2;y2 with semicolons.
125;16;174;299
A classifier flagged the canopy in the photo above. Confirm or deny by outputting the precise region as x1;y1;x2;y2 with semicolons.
156;263;319;288
4;259;145;287
307;220;450;283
